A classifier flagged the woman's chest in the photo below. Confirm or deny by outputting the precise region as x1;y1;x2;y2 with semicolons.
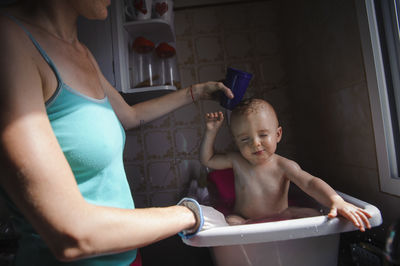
36;40;105;101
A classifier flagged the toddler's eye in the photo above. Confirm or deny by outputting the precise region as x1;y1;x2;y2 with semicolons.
240;138;249;142
260;134;268;137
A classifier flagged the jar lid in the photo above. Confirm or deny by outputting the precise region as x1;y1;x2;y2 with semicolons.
156;42;176;58
133;37;155;54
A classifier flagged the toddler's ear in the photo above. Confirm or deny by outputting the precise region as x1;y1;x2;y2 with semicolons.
276;126;282;143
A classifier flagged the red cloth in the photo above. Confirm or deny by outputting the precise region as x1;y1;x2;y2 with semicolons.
130;250;142;266
207;168;236;215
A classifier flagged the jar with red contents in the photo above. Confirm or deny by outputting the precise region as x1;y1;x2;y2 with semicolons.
130;36;156;88
154;42;181;89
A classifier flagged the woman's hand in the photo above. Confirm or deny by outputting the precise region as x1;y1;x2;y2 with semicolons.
191;81;234;101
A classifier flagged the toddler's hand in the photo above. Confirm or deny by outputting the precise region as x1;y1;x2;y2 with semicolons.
205;112;224;132
328;199;372;232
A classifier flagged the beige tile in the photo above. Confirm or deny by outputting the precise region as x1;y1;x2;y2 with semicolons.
307;0;333;26
195;36;224;63
124;163;146;192
201;99;222;113
124;133;144;162
213;122;235;153
173;103;201;126
253;31;280;56
144;113;171;129
277;115;296;148
178;67;197;88
224;32;253;59
176;159;207;188
176;38;195;65
219;5;248;32
174;127;202;156
174;12;192;37
247;1;279;30
192;8;220;34
144;130;173;159
197;64;226;83
319;2;364;92
324;84;377;169
148;161;177;189
150;191;180;207
259;56;286;86
321;163;380;201
264;88;292;116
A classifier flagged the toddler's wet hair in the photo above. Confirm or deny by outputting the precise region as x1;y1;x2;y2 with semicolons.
230;98;279;127
231;98;269;116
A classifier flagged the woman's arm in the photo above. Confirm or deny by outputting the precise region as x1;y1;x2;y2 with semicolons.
88;50;233;130
0;24;196;262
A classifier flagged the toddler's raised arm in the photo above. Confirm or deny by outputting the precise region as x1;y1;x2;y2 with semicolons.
200;112;232;170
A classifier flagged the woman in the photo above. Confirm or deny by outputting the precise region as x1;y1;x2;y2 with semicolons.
0;0;233;265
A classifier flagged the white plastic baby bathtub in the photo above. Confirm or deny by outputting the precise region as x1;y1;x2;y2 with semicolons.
183;191;382;266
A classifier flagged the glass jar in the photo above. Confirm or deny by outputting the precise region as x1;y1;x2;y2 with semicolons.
130;36;156;88
154;42;181;89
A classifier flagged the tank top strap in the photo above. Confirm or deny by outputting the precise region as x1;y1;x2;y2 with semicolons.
1;12;64;86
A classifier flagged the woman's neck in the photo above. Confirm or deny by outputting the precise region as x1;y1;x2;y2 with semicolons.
10;0;79;44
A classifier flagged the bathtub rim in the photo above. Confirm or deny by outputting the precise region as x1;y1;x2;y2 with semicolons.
182;191;382;247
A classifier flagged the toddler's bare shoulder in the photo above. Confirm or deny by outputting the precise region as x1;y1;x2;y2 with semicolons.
227;152;246;164
275;155;301;170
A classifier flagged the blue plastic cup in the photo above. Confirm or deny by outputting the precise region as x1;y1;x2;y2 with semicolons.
220;67;253;110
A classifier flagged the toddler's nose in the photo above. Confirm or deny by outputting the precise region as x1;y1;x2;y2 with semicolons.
252;138;261;147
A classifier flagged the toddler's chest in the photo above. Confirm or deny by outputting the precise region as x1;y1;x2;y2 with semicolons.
236;169;283;195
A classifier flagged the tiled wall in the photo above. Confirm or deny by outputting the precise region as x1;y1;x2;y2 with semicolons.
280;0;400;242
124;0;400;244
122;0;400;261
123;0;296;208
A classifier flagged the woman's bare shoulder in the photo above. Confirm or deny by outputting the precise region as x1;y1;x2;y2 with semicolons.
0;13;38;69
0;13;45;113
0;12;30;47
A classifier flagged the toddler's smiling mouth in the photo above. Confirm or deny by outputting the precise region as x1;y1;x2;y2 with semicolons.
254;150;265;155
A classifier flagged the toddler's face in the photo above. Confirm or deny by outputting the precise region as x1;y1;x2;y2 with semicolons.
231;110;282;165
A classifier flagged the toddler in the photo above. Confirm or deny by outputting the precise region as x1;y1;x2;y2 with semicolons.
200;98;371;231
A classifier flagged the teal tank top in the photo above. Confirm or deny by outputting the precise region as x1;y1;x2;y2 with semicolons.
2;14;137;266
